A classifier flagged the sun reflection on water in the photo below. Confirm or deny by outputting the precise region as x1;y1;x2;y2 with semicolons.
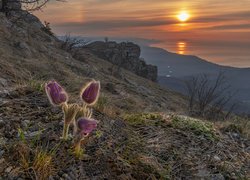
177;42;186;54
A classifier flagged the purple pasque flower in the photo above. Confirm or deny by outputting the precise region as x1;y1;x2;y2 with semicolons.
77;118;98;136
81;80;100;105
45;80;68;106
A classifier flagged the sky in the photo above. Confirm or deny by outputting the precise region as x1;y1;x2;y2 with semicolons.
35;0;250;67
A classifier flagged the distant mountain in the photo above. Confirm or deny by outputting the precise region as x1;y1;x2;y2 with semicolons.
141;45;250;114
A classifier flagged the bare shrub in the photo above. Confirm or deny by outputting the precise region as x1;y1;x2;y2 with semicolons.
1;0;64;13
60;33;91;57
185;71;237;120
41;21;53;35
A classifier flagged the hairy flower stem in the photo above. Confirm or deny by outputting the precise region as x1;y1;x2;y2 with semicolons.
74;141;82;156
73;120;77;136
62;122;70;140
74;137;86;158
61;103;78;140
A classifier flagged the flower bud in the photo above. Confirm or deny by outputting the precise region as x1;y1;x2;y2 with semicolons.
45;80;68;106
81;80;100;106
77;118;98;136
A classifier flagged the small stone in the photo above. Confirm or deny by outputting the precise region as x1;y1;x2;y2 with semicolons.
232;133;240;139
210;173;225;180
21;120;30;128
0;78;7;87
213;155;221;161
62;173;70;179
216;142;223;148
59;121;64;126
27;131;41;137
5;166;13;173
0;89;10;98
0;150;5;157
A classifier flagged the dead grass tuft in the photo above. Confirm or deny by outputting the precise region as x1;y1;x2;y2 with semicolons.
16;142;57;180
95;94;121;118
216;117;250;139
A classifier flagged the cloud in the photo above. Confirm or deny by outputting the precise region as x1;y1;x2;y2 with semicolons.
190;11;250;23
53;9;250;32
56;19;175;30
207;24;250;30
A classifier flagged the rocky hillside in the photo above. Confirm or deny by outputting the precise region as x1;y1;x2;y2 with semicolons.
0;8;249;180
86;41;157;81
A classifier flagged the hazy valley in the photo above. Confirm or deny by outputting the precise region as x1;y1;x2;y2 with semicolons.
140;45;250;114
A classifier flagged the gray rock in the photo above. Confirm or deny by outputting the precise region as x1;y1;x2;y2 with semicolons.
210;173;225;180
7;1;21;10
0;77;7;87
86;41;158;81
21;120;30;128
196;168;210;178
213;155;221;161
0;89;10;98
59;121;64;126
0;150;5;157
5;166;13;173
26;130;41;138
232;132;240;139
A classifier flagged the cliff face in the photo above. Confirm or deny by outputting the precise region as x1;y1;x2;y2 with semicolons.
86;41;158;81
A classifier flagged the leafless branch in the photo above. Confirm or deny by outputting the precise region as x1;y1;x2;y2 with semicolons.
185;71;237;120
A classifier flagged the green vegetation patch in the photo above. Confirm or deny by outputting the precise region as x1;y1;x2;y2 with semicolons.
28;79;45;92
123;112;163;126
171;115;217;140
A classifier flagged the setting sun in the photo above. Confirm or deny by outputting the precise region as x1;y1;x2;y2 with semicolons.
177;11;190;22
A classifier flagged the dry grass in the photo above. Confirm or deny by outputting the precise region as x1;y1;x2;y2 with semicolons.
215;116;250;139
16;142;57;180
32;149;55;178
95;94;122;118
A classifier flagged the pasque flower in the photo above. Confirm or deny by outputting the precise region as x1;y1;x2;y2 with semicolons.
81;80;100;106
45;80;68;106
74;118;98;157
73;106;92;135
45;79;101;156
45;80;77;140
77;118;98;136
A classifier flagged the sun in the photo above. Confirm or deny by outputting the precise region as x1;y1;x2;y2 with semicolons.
177;11;190;22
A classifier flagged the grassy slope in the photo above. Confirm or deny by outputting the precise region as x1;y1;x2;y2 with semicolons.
0;13;249;179
0;12;186;115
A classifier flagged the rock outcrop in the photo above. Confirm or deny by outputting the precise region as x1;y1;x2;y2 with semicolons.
0;0;21;11
86;41;158;81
